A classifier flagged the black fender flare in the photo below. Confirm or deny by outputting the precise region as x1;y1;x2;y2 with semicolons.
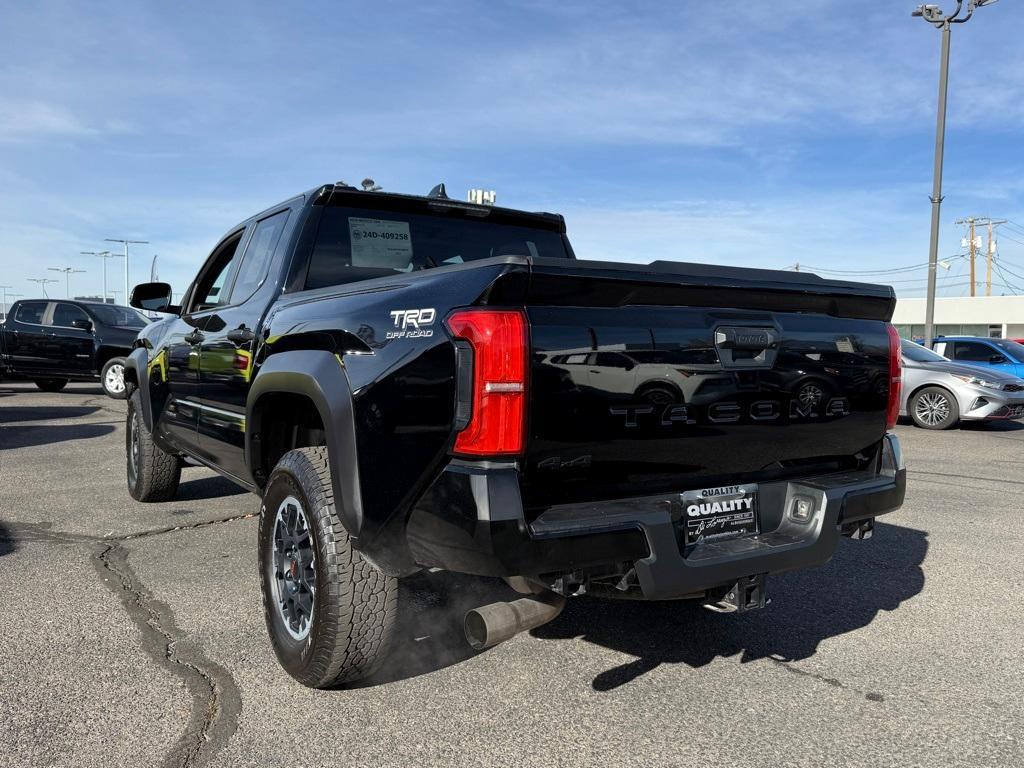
124;348;153;430
247;350;365;543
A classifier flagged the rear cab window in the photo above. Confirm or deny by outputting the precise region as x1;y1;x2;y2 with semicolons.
304;200;569;290
230;210;290;303
15;301;48;324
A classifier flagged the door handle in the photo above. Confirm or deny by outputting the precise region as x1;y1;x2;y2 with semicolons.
226;327;255;345
184;330;205;345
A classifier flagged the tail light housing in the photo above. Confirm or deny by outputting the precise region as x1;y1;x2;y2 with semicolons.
445;309;527;456
885;324;902;430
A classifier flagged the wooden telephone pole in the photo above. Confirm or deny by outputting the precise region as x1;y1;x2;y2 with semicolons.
958;217;1007;296
986;219;1007;296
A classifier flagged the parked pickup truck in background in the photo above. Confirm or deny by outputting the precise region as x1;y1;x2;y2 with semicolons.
123;182;907;687
0;298;148;398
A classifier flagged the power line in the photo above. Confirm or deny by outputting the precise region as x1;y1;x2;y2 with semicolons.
796;255;968;277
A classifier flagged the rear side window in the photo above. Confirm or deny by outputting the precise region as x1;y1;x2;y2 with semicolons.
230;210;290;303
51;303;89;327
16;302;47;324
305;205;567;290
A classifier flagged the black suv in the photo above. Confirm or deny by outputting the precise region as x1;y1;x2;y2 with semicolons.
0;299;149;398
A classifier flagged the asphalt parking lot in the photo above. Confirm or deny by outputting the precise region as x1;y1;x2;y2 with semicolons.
1;381;1022;768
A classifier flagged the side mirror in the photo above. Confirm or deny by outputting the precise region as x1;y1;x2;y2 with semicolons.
990;354;1007;365
71;318;93;332
130;282;176;313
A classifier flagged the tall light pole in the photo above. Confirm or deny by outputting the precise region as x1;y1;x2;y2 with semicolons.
914;0;998;346
28;278;59;298
81;251;115;303
0;286;22;321
105;238;148;306
48;266;87;298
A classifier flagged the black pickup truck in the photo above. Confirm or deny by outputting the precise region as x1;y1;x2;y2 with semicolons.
0;298;148;398
124;183;906;687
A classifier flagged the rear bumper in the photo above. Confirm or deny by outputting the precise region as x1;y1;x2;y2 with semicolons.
405;434;905;600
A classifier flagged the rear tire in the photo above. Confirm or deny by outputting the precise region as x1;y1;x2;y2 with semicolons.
34;378;68;392
259;447;397;688
100;357;128;400
126;389;181;501
910;386;959;430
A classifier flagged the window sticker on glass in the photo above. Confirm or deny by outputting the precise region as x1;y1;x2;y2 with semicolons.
835;337;854;353
348;217;414;269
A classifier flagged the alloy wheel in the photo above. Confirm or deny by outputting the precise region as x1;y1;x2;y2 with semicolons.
270;495;316;640
915;391;950;426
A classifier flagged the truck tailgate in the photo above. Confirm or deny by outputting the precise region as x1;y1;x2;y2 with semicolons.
519;259;894;509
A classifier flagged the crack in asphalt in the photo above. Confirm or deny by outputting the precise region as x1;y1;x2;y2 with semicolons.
1;515;250;768
766;656;891;703
95;541;242;768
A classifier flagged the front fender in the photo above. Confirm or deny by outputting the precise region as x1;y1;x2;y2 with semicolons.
124;348;153;430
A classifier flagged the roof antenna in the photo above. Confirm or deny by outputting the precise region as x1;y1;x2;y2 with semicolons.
428;183;449;199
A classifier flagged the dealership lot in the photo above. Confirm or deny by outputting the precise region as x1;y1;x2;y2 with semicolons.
1;381;1022;768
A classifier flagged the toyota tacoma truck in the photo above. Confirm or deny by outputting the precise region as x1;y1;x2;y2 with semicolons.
123;182;906;687
0;298;148;398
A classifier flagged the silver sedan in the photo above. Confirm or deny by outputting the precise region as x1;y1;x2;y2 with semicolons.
901;339;1024;429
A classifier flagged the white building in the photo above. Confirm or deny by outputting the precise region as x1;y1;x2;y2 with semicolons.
891;295;1024;341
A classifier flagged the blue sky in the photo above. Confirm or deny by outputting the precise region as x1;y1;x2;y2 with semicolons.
2;0;1023;304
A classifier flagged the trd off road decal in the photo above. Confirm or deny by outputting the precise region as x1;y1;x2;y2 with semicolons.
387;308;435;340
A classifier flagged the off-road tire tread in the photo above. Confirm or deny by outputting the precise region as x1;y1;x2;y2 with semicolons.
127;389;181;501
260;447;397;688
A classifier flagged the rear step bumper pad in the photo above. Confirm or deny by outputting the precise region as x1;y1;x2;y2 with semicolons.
405;434;905;600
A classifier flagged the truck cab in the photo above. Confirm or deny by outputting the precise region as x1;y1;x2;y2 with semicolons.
0;299;148;397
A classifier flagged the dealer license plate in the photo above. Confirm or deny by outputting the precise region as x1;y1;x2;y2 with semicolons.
680;483;759;545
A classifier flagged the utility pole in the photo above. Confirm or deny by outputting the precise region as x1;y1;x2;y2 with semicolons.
48;266;87;298
956;217;1007;296
913;0;998;346
957;217;978;296
27;278;59;298
81;251;114;303
986;219;1006;296
105;238;148;306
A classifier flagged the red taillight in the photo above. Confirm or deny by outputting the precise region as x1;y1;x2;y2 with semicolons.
445;309;527;456
886;324;902;430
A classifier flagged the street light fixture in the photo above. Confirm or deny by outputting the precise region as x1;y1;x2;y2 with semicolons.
81;251;115;303
0;286;22;321
48;266;87;298
105;238;148;306
915;0;998;347
27;278;59;298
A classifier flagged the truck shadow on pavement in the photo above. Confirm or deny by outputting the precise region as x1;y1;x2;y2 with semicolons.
174;474;249;501
0;405;101;424
0;422;116;450
530;521;928;691
0;522;16;557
